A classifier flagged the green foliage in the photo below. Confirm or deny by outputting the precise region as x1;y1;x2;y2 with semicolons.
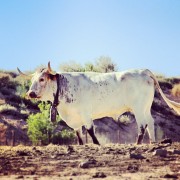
27;102;76;145
27;102;53;145
52;129;76;145
16;78;31;98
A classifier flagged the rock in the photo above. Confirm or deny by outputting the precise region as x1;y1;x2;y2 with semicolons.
160;138;172;144
16;175;24;179
153;149;167;157
163;173;178;179
67;146;75;154
70;172;77;176
92;172;106;178
79;161;90;168
17;150;29;156
148;143;171;152
172;149;180;155
79;159;97;168
130;153;146;160
127;164;139;172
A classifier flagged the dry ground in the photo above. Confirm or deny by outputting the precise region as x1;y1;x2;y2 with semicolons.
0;141;179;180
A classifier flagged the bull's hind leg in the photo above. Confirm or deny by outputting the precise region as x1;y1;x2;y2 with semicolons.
135;110;156;144
76;130;83;145
137;124;147;144
87;125;100;145
145;112;155;143
134;112;148;144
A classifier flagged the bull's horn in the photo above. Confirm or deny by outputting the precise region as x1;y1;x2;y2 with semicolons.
48;61;56;75
17;67;29;76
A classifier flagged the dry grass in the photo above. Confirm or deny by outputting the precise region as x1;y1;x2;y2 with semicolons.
119;115;131;124
172;84;180;97
0;104;17;113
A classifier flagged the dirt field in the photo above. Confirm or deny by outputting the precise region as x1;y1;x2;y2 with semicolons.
0;140;179;180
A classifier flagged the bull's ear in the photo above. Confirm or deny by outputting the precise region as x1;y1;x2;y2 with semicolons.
48;74;56;81
48;61;56;75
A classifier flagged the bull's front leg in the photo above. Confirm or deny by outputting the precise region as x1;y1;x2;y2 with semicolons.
86;125;100;145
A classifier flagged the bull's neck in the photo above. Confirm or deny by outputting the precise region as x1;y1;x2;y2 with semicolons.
57;75;69;103
42;79;57;102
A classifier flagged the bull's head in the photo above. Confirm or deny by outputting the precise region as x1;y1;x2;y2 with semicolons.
17;62;57;101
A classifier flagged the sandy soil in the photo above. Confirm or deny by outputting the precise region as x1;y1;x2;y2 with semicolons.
0;141;179;180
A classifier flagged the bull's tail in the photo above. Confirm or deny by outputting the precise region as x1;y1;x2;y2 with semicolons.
145;69;180;116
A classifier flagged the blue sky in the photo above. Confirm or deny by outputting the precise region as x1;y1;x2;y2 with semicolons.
0;0;179;76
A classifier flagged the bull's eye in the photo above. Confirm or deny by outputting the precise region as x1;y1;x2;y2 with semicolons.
39;78;44;82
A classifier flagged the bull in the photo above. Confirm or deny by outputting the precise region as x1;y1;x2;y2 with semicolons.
18;62;180;145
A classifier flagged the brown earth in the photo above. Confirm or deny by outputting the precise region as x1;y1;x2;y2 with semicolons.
0;141;179;180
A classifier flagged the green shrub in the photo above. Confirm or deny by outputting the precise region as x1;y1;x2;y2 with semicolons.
15;77;31;98
27;102;53;145
52;129;76;145
27;102;76;145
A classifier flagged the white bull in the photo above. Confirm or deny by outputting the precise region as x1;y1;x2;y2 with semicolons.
18;62;180;145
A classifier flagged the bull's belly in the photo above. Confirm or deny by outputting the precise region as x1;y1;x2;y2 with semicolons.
91;106;132;120
58;107;85;129
65;119;84;130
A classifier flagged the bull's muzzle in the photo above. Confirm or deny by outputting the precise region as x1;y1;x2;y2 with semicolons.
27;91;37;99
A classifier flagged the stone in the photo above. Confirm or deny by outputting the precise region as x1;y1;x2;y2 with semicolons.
130;153;146;160
92;172;106;178
160;138;172;144
163;174;178;179
172;149;180;155
79;159;97;168
153;149;167;157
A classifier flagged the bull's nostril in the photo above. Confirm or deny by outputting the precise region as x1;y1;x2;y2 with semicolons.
29;91;37;98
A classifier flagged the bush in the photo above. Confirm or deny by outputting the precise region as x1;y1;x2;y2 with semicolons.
60;61;85;72
59;56;118;73
27;102;53;145
52;129;76;145
27;102;76;145
95;56;117;73
15;77;31;98
0;87;13;96
0;76;18;91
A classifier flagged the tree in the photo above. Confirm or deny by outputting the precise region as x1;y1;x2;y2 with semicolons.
59;56;118;73
95;56;117;73
59;61;84;72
